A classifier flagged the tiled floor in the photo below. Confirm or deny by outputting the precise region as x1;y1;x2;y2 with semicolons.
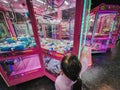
82;41;120;90
0;41;120;90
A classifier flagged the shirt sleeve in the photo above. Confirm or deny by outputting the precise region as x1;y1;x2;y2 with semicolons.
55;75;61;90
55;82;61;90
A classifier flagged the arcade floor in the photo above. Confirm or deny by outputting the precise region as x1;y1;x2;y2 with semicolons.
0;41;120;90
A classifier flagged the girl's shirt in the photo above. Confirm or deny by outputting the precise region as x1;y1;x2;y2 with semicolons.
55;74;75;90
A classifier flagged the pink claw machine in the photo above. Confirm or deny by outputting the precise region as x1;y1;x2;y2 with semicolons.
0;0;44;86
0;0;92;86
86;3;120;53
35;0;92;81
35;0;77;81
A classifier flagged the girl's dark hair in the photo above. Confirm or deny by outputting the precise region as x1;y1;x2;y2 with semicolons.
61;53;82;90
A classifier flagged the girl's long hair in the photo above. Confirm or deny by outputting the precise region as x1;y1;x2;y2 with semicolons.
61;53;82;90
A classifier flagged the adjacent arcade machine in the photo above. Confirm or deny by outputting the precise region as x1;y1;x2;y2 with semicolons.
0;0;92;86
86;3;120;53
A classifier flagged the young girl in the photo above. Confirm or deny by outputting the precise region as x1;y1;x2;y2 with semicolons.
55;53;82;90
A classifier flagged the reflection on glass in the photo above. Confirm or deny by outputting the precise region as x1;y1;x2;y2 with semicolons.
0;12;10;41
88;15;95;33
101;14;116;34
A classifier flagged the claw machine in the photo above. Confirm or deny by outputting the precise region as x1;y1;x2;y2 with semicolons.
0;0;92;86
34;0;92;81
86;3;120;53
35;0;77;81
0;0;44;86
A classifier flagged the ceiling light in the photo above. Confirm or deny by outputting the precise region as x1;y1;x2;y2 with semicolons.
64;1;69;5
3;0;8;3
36;0;45;4
14;0;18;2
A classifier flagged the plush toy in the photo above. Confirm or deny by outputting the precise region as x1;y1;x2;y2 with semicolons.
6;38;16;43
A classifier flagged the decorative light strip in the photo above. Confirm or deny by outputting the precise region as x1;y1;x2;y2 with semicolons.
83;0;91;45
78;0;87;59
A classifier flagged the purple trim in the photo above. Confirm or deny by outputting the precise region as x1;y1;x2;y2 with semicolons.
98;11;117;14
